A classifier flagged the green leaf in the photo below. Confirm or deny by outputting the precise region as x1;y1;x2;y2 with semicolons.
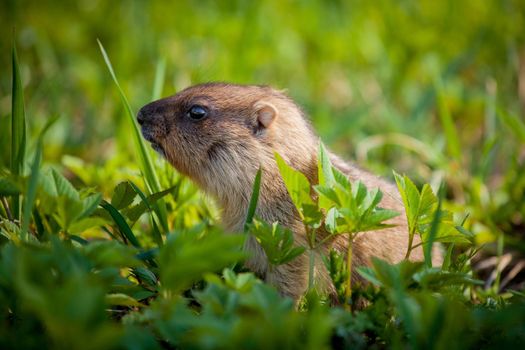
123;203;150;224
317;142;335;189
244;168;262;232
421;223;467;244
302;203;323;226
82;240;141;268
159;228;246;293
332;167;351;189
55;196;84;231
70;235;88;245
132;267;158;287
455;225;475;243
366;209;400;227
394;172;439;235
68;217;109;234
39;168;99;231
324;249;349;303
248;219;306;266
80;193;102;219
319;171;399;235
123;185;175;225
315;186;340;207
418;185;437;221
324;207;339;234
352;181;368;206
275;152;322;228
221;268;258;292
111;181;137;209
424;187;443;267
357;266;382;287
10;42;27;220
413;269;483;289
105;293;144;307
0;177;21;196
370;257;424;290
51;168;79;200
135;248;159;263
100;200;141;248
394;172;422;232
275;152;315;221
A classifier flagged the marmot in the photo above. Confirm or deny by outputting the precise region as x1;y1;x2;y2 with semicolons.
137;82;438;300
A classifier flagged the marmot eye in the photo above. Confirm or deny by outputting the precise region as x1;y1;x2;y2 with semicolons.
187;105;208;120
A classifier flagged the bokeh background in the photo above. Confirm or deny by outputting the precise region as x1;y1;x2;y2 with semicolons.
1;0;524;263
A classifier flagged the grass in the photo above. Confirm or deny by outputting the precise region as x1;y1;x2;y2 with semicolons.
1;1;525;349
9;43;25;223
98;40;170;234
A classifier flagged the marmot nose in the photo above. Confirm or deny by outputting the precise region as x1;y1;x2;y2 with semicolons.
137;108;147;126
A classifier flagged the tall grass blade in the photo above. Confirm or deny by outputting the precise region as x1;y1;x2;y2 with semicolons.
22;117;57;239
152;58;166;100
494;232;504;293
100;200;141;248
129;181;164;247
97;40;169;232
97;39;159;192
244;168;262;232
424;182;445;267
11;42;26;220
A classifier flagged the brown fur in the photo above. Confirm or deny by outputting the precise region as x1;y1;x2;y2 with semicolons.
137;82;441;300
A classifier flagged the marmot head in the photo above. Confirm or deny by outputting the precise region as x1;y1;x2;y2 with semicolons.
137;83;318;203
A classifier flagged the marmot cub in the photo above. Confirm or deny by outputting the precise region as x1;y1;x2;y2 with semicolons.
137;82;435;300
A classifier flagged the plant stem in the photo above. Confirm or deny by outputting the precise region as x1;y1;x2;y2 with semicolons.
317;233;337;248
306;225;317;291
404;231;415;260
1;197;13;222
308;248;315;291
306;225;316;248
494;233;504;293
345;233;353;311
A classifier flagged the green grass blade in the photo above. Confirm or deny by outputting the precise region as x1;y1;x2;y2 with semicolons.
128;181;153;209
97;39;159;193
11;42;27;220
100;200;141;248
21;140;39;240
152;58;166;100
149;216;164;248
244;168;262;232
97;40;169;232
424;183;445;267
135;248;159;263
129;181;164;247
22;117;57;239
32;208;45;238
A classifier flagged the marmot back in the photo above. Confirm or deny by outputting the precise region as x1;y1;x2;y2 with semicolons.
137;82;439;300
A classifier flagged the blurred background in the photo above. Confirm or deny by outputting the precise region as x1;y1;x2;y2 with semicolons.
1;0;524;279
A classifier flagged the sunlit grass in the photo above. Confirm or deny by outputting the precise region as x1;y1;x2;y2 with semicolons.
98;39;169;235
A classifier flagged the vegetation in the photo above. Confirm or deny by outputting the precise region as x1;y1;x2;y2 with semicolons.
1;1;524;349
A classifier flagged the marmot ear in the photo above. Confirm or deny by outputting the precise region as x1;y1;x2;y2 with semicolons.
253;101;277;131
